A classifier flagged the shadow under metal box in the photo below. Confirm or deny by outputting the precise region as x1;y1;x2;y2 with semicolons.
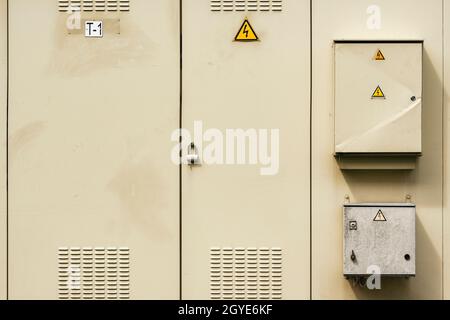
343;203;415;277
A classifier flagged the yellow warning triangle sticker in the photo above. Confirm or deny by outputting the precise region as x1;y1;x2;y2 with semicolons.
374;49;385;61
373;210;387;221
372;85;385;98
235;19;259;41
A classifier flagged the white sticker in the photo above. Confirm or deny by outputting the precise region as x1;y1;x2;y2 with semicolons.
85;21;103;38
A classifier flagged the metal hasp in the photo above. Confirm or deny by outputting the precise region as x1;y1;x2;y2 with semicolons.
343;203;416;278
334;41;423;170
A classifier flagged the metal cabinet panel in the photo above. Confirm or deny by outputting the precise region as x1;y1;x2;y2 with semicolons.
343;204;415;277
8;0;180;299
182;0;311;299
335;42;422;154
313;0;443;299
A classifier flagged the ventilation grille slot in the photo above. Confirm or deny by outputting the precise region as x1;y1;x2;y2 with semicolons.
210;247;282;300
59;0;130;12
211;0;282;12
58;247;130;300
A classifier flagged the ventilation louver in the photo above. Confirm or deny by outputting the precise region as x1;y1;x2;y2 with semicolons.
210;0;282;12
59;0;130;12
210;247;282;299
58;247;130;300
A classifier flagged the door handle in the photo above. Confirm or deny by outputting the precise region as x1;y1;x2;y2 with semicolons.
186;142;199;165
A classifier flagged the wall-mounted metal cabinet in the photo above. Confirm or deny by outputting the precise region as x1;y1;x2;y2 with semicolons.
343;203;415;277
334;42;423;169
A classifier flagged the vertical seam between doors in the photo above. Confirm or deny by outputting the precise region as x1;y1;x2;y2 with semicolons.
179;0;183;301
6;0;9;300
442;0;445;301
309;0;313;300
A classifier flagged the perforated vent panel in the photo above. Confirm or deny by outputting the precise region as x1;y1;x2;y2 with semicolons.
58;0;130;12
210;247;282;299
58;247;130;300
210;0;282;12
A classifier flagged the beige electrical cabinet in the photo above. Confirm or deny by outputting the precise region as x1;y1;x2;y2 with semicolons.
335;42;422;155
182;0;311;299
3;0;449;301
8;0;180;299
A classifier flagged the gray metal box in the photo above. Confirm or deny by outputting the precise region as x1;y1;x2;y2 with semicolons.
343;203;415;277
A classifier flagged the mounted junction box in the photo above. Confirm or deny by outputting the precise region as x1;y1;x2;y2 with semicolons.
334;41;423;169
343;203;415;278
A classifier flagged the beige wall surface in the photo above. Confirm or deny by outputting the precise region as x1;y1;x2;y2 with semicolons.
312;0;443;299
0;0;6;301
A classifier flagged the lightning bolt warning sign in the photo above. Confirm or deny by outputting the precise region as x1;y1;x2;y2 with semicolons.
372;85;385;98
235;19;258;41
374;49;385;61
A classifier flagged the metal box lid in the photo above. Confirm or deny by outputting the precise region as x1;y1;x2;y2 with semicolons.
344;203;415;208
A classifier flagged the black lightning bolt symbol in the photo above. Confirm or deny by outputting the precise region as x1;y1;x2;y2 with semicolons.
243;24;249;38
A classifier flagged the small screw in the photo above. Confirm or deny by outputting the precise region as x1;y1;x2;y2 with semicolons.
410;96;416;101
404;254;410;261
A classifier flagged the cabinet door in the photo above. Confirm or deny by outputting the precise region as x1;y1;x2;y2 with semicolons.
335;42;422;154
9;0;180;299
182;0;311;299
